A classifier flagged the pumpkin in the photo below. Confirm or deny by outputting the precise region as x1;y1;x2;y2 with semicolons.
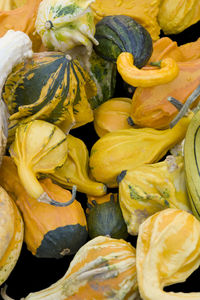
158;0;200;35
136;208;200;300
0;156;88;259
50;134;107;196
35;0;98;54
0;0;42;51
118;155;192;235
130;40;200;129
9;120;68;203
94;97;134;137
3;51;96;142
87;193;128;239
91;0;161;41
0;185;24;285
89;113;192;187
0;29;32;164
2;236;139;299
94;15;153;68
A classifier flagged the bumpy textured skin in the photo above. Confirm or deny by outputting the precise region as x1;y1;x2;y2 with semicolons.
35;0;98;54
118;155;191;235
136;208;200;300
89;114;192;187
20;236;139;300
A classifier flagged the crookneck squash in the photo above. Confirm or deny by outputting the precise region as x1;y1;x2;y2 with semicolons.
89;113;192;187
93;97;133;137
86;193;128;239
0;0;42;51
50;134;107;196
3;51;96;142
118;155;192;235
137;208;200;300
0;185;24;285
0;156;88;259
2;236;139;299
94;15;153;68
9;120;68;203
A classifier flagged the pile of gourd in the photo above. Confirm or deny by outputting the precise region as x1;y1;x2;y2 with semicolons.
0;0;200;299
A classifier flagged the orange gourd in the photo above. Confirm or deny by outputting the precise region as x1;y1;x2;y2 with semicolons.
0;0;42;51
129;38;200;129
0;156;88;259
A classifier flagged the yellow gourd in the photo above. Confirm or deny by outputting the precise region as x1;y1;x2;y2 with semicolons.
118;155;192;235
136;208;200;300
89;113;192;187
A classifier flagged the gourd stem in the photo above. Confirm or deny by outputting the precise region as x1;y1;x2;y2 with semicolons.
150;60;161;67
117;170;127;184
127;116;135;126
168;84;200;128
1;285;15;300
167;97;183;111
38;185;77;207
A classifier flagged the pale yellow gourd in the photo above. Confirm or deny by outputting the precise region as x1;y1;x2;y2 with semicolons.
136;208;200;300
118;155;192;235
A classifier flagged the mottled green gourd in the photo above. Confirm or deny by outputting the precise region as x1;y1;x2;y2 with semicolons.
3;52;96;142
87;193;128;239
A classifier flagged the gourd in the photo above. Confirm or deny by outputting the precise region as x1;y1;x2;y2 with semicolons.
94;15;153;68
118;155;192;235
136;208;200;300
0;30;32;164
86;193;128;239
50;134;107;196
3;51;96;142
91;0;161;41
0;156;88;259
158;0;200;35
129;49;200;129
9;120;68;203
89;113;192;187
94;97;133;137
2;236;139;299
184;109;200;220
0;0;26;10
0;185;24;285
0;0;42;51
35;0;98;54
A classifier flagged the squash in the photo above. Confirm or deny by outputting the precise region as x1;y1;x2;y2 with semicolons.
0;0;42;51
91;0;161;41
87;193;128;239
136;208;200;300
35;0;98;54
130;43;200;129
2;236;139;299
0;156;88;259
158;0;200;35
94;15;153;68
9;120;68;203
3;51;96;142
0;29;32;164
89;113;192;187
50;134;107;196
118;155;192;235
94;97;134;137
0;185;24;285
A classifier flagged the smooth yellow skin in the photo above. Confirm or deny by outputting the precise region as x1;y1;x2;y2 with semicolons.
117;52;179;87
136;208;200;300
